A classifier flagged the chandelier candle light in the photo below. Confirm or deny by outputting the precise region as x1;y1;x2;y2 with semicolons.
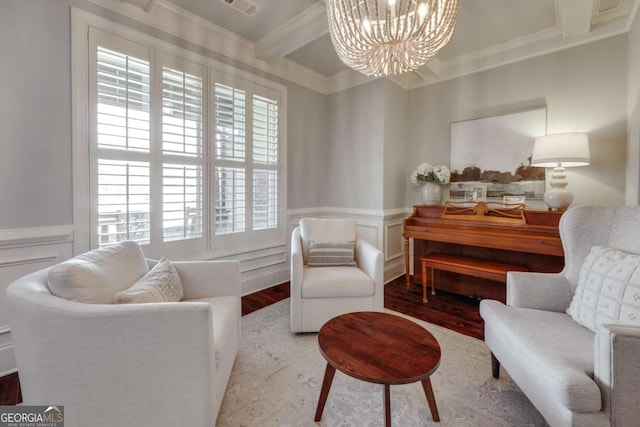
326;0;459;76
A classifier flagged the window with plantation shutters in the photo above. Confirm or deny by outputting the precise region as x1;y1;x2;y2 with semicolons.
83;28;285;256
213;81;280;236
95;46;151;246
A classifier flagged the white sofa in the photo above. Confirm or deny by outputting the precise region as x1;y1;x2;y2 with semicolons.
6;241;240;427
480;206;640;427
290;218;384;333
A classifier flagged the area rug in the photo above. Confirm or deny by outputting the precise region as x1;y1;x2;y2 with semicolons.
217;300;547;426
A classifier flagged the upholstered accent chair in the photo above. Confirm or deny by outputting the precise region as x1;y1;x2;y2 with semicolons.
290;218;384;333
480;206;640;427
6;241;241;427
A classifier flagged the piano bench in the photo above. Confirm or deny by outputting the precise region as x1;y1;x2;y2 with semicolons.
419;254;528;303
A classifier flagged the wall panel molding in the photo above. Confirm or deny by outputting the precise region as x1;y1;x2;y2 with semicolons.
0;225;75;378
0;225;73;248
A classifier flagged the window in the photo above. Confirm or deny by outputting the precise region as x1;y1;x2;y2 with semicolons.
84;29;285;256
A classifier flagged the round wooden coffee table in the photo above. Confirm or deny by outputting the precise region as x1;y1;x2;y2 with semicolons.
314;311;441;426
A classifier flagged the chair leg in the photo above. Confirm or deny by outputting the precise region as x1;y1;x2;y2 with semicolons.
430;268;436;295
422;261;428;303
491;352;500;379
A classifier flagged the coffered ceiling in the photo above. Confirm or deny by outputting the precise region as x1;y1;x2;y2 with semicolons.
114;0;639;90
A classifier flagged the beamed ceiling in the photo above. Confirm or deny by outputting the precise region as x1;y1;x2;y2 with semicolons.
102;0;639;92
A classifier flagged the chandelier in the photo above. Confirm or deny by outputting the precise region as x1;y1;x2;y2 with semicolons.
326;0;459;77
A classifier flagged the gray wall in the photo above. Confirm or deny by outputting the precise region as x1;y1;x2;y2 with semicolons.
405;35;628;208
628;10;640;205
326;79;385;210
286;85;328;210
383;80;409;210
0;1;74;228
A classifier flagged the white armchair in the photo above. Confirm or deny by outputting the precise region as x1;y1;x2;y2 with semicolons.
290;218;384;333
480;206;640;427
6;242;240;427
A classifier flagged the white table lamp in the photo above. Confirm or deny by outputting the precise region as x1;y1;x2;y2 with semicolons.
531;133;590;211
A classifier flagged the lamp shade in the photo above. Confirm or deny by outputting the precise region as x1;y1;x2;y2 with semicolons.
531;133;590;167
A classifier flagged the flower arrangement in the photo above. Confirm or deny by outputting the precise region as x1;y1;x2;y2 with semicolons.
410;163;451;185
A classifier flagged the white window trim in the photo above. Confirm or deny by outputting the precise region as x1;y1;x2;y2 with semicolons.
71;8;287;258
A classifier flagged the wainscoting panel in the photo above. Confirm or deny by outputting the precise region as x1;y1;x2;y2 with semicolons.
384;222;404;262
0;226;74;376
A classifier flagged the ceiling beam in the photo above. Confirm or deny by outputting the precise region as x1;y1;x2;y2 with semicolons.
120;0;157;12
411;57;442;81
255;2;329;63
559;0;595;38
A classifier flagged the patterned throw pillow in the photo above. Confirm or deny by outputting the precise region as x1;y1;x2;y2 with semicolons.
307;240;356;267
115;258;183;304
567;246;640;332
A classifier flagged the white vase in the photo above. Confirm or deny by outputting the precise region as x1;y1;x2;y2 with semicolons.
421;182;442;205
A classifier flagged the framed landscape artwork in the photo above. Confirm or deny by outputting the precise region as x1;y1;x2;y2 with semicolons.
449;108;547;200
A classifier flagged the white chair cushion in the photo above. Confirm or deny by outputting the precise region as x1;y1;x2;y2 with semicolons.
481;300;600;412
299;218;356;263
568;245;640;332
187;295;239;369
47;241;148;304
301;266;374;299
115;258;183;304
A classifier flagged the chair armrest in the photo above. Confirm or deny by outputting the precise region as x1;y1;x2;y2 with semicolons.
594;324;640;426
8;294;216;425
355;239;384;310
506;271;572;311
290;228;304;298
172;260;240;300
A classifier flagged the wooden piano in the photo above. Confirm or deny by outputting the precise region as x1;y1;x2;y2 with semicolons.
403;202;564;302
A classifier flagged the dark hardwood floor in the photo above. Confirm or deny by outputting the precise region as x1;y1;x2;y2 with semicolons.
385;276;483;340
241;276;484;339
242;282;290;316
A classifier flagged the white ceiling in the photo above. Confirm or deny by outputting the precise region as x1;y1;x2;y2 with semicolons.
120;0;639;89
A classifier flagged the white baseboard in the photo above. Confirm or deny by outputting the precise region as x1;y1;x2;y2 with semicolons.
241;266;290;296
0;340;16;378
384;257;406;283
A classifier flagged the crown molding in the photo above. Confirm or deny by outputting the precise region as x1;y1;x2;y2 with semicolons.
86;0;329;94
406;15;630;90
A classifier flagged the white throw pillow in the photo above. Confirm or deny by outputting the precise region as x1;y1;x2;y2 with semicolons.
115;258;183;304
568;245;640;332
307;240;356;266
48;241;148;304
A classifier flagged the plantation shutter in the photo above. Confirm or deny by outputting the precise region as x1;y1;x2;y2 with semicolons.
161;66;205;242
213;83;247;235
252;94;279;230
95;46;151;246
